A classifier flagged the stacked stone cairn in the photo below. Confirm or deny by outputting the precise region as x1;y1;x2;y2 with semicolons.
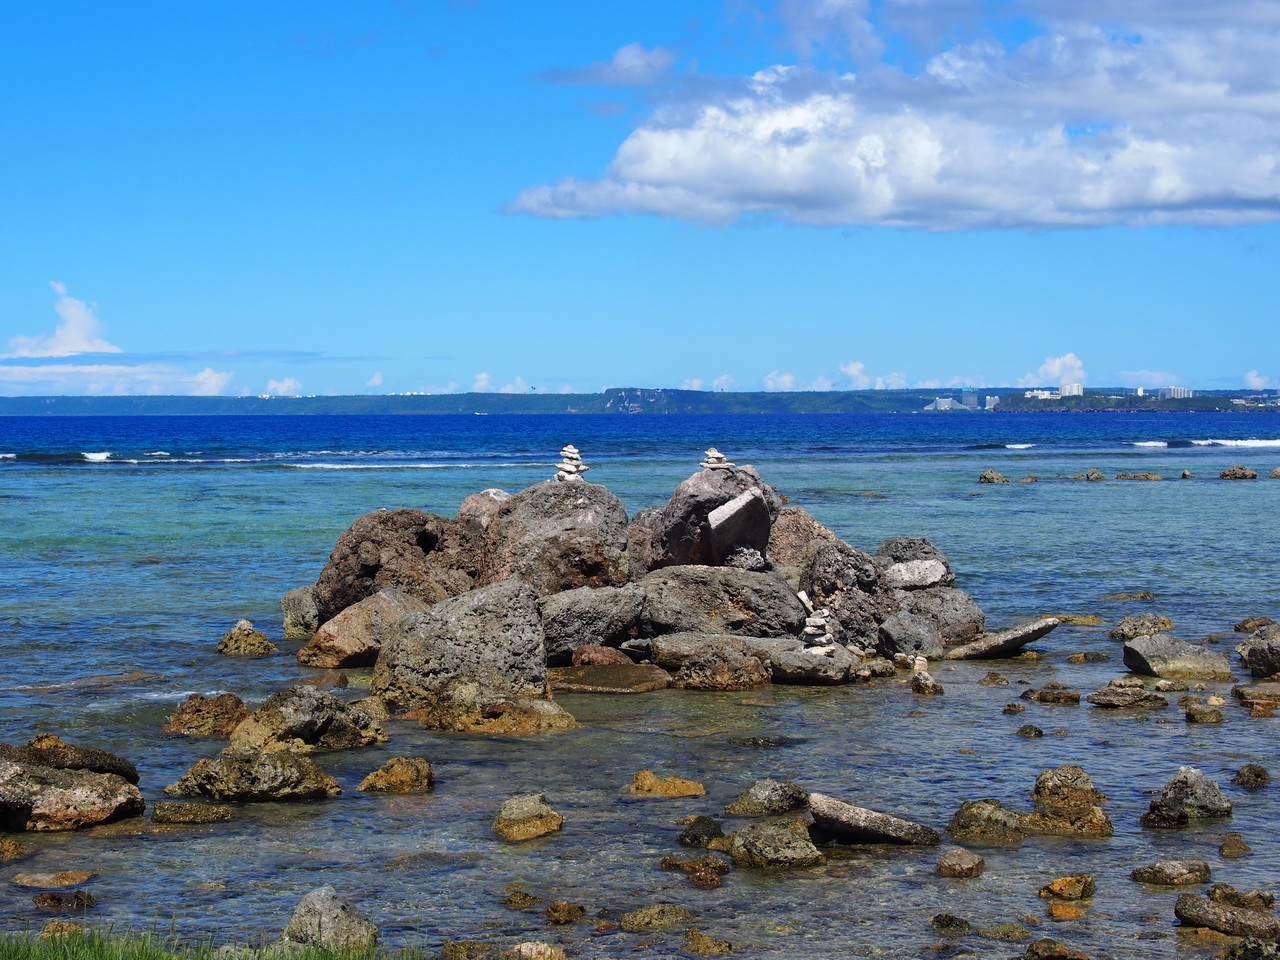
797;590;854;661
553;444;588;482
700;447;734;470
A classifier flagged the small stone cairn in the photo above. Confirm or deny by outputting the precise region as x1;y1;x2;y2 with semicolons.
797;590;856;660
553;445;588;482
700;447;735;471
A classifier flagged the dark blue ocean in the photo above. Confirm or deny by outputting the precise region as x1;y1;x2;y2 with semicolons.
1;413;1278;957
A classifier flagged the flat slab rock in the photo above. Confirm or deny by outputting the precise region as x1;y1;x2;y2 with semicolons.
1233;682;1280;703
808;792;940;846
547;664;672;694
944;618;1059;660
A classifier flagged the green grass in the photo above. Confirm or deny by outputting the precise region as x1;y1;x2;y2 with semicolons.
0;933;442;960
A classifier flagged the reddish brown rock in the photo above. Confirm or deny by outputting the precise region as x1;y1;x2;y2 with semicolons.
0;760;144;832
163;693;250;738
571;644;632;666
298;589;429;669
356;757;434;794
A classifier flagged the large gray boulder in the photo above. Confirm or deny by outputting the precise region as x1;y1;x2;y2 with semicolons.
0;759;144;832
944;618;1059;660
313;509;482;622
648;633;772;690
479;481;630;595
639;566;806;638
0;736;138;784
372;579;547;712
281;886;378;952
1238;625;1280;678
163;747;340;802
641;466;782;570
876;537;956;587
454;488;510;536
768;643;856;685
298;589;429;669
1124;634;1234;680
895;587;985;643
801;540;900;646
809;792;940;845
1175;894;1280;939
1142;767;1232;828
539;583;645;664
877;611;944;659
1110;613;1174;642
725;779;809;817
228;685;387;753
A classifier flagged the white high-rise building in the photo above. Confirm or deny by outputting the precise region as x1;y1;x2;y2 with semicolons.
1060;383;1084;397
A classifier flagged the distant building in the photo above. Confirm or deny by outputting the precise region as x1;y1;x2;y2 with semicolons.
1158;386;1194;400
1024;389;1057;400
1136;387;1145;397
924;397;958;411
985;395;1000;410
960;390;979;409
1060;383;1084;397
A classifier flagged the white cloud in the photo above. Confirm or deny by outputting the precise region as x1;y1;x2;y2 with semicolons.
365;371;384;388
711;374;736;391
0;362;234;396
4;282;124;358
544;43;677;87
763;370;798;391
809;375;836;391
1244;369;1278;390
841;361;909;389
1018;352;1086;387
681;378;705;390
265;377;302;396
557;384;576;394
471;372;493;392
514;4;1280;229
499;376;531;394
1116;369;1182;387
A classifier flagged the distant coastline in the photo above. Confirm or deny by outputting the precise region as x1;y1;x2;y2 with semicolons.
0;386;1275;416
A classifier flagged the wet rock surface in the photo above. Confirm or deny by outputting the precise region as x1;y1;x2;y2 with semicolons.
0;758;145;831
164;747;341;802
216;619;277;657
728;818;824;868
809;791;940;845
492;793;563;842
724;778;808;816
1123;634;1233;679
356;756;435;793
298;588;429;669
1130;860;1211;885
163;694;250;738
229;684;387;753
1142;766;1233;828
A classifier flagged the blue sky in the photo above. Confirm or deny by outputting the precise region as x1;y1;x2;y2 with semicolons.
1;0;1278;397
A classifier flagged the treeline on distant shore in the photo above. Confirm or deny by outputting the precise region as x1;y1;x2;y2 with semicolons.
0;387;1273;416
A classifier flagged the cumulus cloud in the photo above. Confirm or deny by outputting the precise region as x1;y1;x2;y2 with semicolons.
543;43;676;87
1245;369;1278;390
471;372;493;392
711;374;736;391
841;360;909;389
0;362;234;396
365;371;384;388
1018;352;1086;387
499;376;531;394
1116;369;1182;387
4;282;123;358
763;370;798;391
513;3;1280;229
681;378;705;390
265;377;302;396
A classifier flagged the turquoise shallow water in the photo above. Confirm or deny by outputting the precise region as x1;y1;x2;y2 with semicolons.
1;413;1279;957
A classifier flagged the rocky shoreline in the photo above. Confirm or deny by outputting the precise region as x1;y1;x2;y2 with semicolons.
3;450;1277;958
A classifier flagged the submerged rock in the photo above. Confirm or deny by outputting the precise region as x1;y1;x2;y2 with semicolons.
1130;860;1211;885
1175;894;1280;939
937;848;984;878
411;682;579;735
150;801;235;824
620;903;694;932
280;886;378;952
628;769;705;797
724;778;808;817
1085;687;1169;709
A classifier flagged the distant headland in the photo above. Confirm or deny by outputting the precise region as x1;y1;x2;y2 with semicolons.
0;386;1275;416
